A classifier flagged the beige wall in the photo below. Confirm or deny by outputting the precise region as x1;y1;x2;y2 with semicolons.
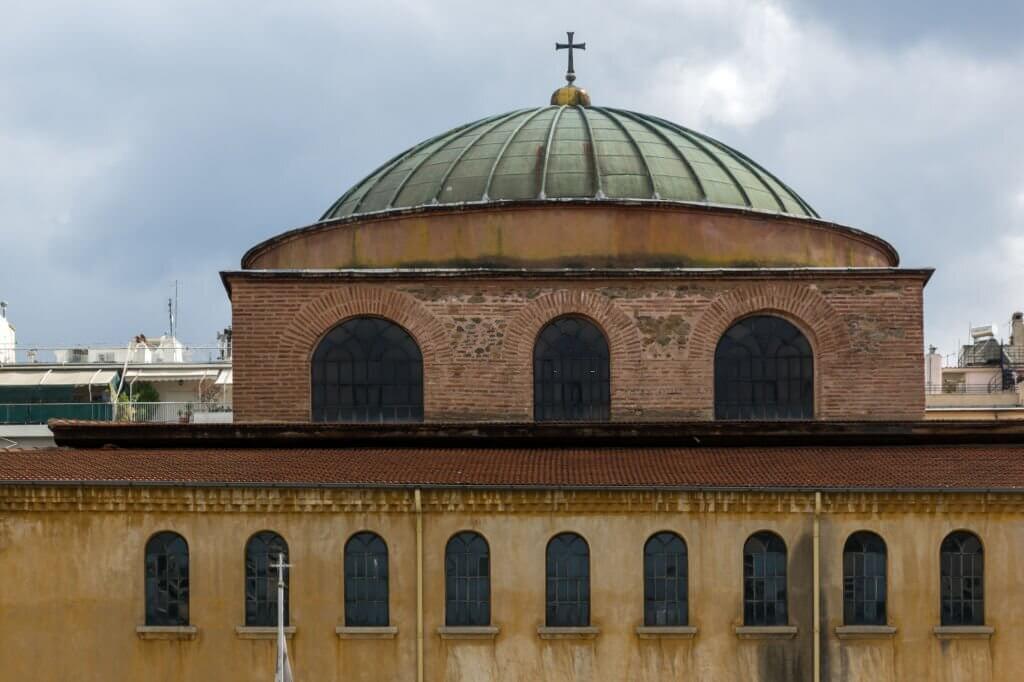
0;486;1017;681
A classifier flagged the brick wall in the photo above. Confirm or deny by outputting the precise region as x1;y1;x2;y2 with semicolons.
230;273;926;422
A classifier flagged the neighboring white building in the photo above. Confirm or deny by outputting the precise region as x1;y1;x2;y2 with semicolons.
926;312;1024;419
0;302;14;366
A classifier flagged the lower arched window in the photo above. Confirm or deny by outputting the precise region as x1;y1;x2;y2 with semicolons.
546;533;590;627
534;316;610;422
644;532;688;626
843;532;887;626
345;532;389;626
245;531;289;627
312;317;423;423
743;531;787;626
445;531;491;626
715;315;814;420
941;531;984;626
145;531;189;626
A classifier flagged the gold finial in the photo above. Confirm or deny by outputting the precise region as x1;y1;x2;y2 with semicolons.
552;32;591;106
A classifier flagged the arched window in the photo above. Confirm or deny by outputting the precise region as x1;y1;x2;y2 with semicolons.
344;532;389;627
534;316;610;422
714;315;813;420
245;531;289;627
644;532;688;626
145;531;189;626
312;317;423;423
743;531;787;626
941;531;984;626
546;533;590;627
445;531;490;626
843;531;887;626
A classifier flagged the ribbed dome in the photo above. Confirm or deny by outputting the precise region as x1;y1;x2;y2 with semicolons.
321;106;818;221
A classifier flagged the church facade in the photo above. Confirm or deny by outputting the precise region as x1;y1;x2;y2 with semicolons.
2;76;1023;682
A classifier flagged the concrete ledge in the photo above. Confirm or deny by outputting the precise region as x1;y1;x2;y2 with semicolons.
933;625;994;640
735;625;798;640
336;625;398;639
235;626;296;640
437;626;500;640
537;626;600;640
835;625;897;640
136;625;198;640
636;625;698;639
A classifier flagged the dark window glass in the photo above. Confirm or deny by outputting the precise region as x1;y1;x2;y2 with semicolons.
312;317;423;423
644;532;688;626
245;531;289;627
941;531;984;626
534;316;610;422
744;532;788;626
345;532;389;626
714;315;814;420
145;531;189;626
843;532;887;626
445;531;491;626
546;533;590;627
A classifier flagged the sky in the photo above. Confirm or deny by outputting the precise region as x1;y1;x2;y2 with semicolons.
1;0;1022;359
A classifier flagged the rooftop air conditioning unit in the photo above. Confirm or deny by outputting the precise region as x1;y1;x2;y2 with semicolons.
68;348;89;363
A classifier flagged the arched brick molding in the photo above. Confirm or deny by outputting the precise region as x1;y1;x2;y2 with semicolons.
504;289;644;420
687;283;850;420
274;285;452;420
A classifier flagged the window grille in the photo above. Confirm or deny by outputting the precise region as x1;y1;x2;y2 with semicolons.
715;315;813;420
345;532;389;626
743;532;788;626
245;531;289;627
843;532;887;626
546;533;590;627
312;317;423;423
644;532;688;626
445;531;491;626
145;531;190;626
941;531;984;626
534;316;610;422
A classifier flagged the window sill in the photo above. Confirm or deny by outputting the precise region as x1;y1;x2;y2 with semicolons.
437;626;500;640
636;625;698;639
235;626;296;640
735;625;798;640
538;626;600;640
835;625;897;640
933;626;994;640
336;625;398;639
136;625;198;641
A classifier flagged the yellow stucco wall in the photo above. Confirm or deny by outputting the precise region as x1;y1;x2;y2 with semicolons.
0;487;1017;681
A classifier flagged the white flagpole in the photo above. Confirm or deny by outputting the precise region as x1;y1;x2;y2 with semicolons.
273;552;293;682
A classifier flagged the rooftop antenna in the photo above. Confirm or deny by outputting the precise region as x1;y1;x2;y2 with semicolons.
167;281;180;339
0;301;7;319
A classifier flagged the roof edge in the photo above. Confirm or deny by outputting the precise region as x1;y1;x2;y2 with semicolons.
240;199;901;270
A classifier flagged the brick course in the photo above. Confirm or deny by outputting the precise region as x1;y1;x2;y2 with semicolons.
230;273;926;422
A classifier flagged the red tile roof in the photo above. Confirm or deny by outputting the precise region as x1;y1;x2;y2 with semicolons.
1;446;1023;491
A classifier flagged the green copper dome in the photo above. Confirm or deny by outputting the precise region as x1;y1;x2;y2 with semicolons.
320;106;818;221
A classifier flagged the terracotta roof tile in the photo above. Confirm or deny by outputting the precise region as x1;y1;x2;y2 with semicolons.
1;446;1024;491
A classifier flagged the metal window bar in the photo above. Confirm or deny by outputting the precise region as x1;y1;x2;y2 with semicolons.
546;533;590;627
715;316;814;420
534;317;610;422
312;318;424;423
644;532;688;626
245;531;289;627
941;533;984;626
345;532;390;627
842;532;887;626
445;532;491;627
743;532;788;626
145;532;189;626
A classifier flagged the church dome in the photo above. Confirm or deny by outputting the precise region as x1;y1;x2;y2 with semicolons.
320;106;818;221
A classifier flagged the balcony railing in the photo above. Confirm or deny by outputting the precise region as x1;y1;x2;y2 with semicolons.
925;383;1020;395
0;401;232;425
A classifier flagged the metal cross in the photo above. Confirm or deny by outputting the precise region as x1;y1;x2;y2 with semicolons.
555;31;585;84
272;552;291;589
